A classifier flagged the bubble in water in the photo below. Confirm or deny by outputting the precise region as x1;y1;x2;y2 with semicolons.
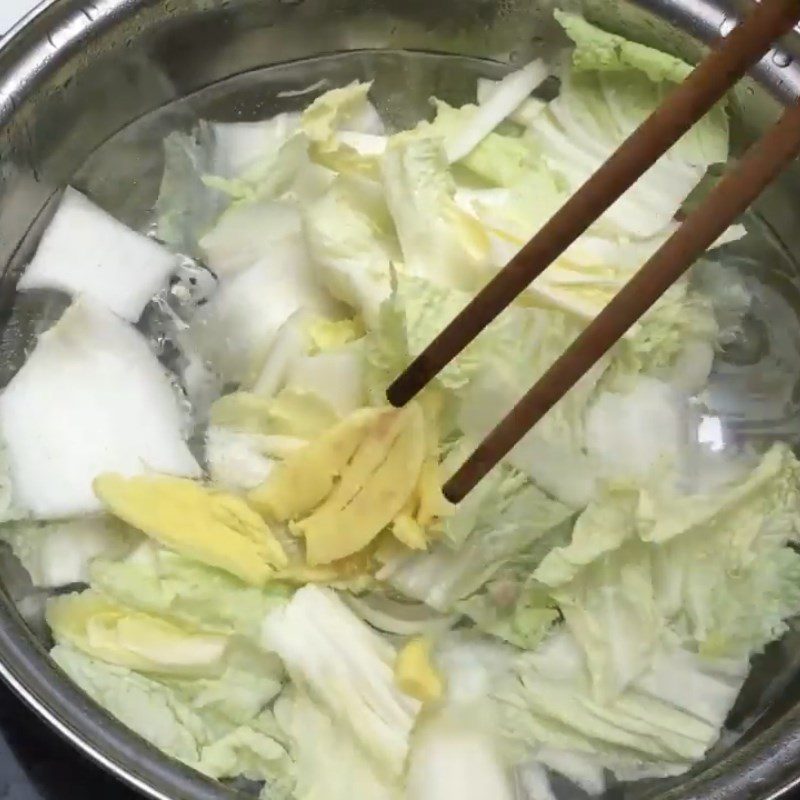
498;0;515;16
720;312;769;366
772;51;793;68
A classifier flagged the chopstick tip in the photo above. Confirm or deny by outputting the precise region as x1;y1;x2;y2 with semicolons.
385;383;406;408
386;371;419;408
442;481;465;505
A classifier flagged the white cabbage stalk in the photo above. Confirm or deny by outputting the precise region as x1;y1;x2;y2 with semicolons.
252;310;366;416
199;200;304;277
303;176;396;326
407;718;514;800
340;98;385;135
275;691;402;800
204;427;277;491
18;188;175;322
285;345;366;418
2;517;135;589
381;139;491;290
251;309;315;398
338;131;388;155
190;248;339;384
210;112;301;179
477;77;548;127
445;60;549;163
262;586;422;778
0;298;199;518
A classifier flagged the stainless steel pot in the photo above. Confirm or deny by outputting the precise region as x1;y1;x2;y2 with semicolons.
1;1;800;798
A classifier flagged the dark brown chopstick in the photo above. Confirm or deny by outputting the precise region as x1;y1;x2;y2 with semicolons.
387;0;800;409
443;98;800;503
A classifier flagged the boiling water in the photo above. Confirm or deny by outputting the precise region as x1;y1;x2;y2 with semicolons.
3;50;800;800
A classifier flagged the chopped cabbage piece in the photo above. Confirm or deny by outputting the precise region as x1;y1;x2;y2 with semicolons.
205;427;277;491
284;344;366;418
48;590;230;677
493;632;747;780
528;12;729;240
94;474;288;586
445;60;549;163
189;249;339;385
91;543;291;645
304;175;398;325
251;309;367;417
252;404;428;565
381;138;490;290
585;377;691;483
533;444;800;699
477;77;547;126
407;717;515;800
0;298;200;518
275;690;402;800
199;200;304;277
378;467;571;612
19;188;175;321
52;645;290;784
0;516;135;589
210;389;338;440
456;306;608;507
302;82;385;177
262;586;422;778
210;113;301;180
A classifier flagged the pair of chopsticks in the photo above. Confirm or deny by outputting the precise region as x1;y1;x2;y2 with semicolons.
387;0;800;504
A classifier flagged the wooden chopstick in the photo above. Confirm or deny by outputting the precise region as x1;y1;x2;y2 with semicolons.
387;0;800;409
443;97;800;502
